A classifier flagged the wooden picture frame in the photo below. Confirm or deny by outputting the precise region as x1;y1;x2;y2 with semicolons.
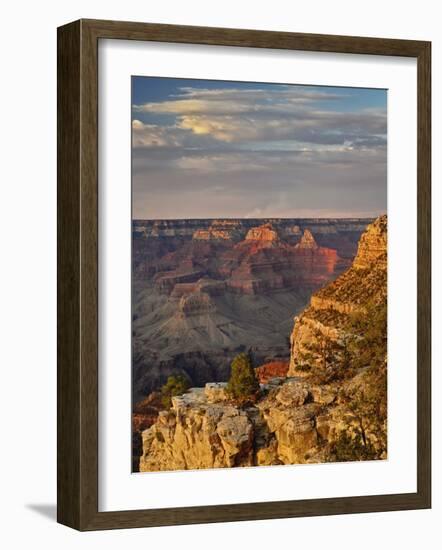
57;18;431;531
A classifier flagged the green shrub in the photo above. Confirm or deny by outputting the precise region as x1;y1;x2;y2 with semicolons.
160;374;190;408
227;352;260;401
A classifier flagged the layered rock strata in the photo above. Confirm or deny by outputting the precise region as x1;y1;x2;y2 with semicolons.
289;215;387;375
139;370;385;471
224;226;340;295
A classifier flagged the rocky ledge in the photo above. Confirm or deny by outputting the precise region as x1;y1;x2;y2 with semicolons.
139;372;384;472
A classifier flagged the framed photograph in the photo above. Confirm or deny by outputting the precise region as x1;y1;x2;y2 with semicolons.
57;19;431;530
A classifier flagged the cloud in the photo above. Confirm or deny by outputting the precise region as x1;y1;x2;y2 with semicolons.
131;148;387;219
133;144;386;181
132;86;386;149
174;110;386;145
131;82;387;218
133;86;347;116
176;115;259;142
132;119;179;148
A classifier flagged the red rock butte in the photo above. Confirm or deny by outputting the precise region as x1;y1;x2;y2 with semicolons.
245;223;279;243
295;229;319;249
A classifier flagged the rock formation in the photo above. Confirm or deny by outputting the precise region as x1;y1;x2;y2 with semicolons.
295;229;318;249
139;367;386;471
352;214;387;269
133;217;371;266
289;215;387;375
140;387;255;471
193;220;243;242
225;224;341;294
138;216;388;471
244;223;280;245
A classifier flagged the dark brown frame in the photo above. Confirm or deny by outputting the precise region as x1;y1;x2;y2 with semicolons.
57;18;431;531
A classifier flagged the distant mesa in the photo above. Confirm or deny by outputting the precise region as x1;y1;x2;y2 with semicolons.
193;228;232;241
193;219;242;241
295;229;319;250
211;219;241;228
245;223;279;244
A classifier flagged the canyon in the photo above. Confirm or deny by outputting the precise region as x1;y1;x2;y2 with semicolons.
132;218;372;401
136;216;387;471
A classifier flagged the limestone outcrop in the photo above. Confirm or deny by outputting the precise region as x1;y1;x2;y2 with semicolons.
139;368;386;471
353;215;387;270
139;388;255;470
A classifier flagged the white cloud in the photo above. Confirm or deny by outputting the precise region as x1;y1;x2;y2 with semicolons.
132;119;184;148
131;84;387;219
133;87;386;148
133;86;347;116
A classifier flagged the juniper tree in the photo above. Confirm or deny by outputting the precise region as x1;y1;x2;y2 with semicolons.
227;352;260;401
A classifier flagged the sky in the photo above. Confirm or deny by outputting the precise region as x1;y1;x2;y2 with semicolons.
132;77;387;219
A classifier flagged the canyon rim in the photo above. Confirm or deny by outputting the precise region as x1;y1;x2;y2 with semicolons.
131;76;387;472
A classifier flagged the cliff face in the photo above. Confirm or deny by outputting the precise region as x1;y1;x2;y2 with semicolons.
150;223;342;297
201;225;340;295
140;387;255;471
353;214;387;269
289;215;387;375
139;368;385;471
139;380;330;471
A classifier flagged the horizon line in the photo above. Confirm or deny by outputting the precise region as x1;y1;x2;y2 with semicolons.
132;215;383;222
